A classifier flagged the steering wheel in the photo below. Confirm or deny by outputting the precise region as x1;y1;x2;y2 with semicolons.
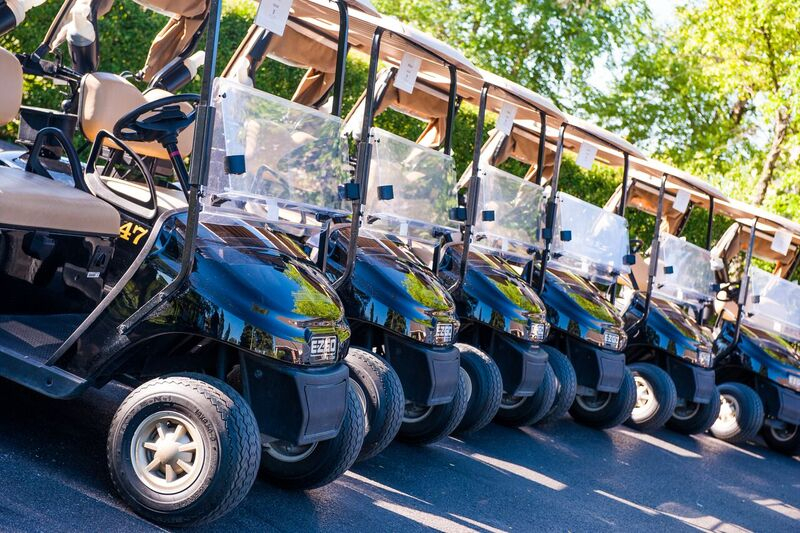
114;94;200;146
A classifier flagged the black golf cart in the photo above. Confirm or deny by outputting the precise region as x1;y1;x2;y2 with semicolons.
473;116;641;429
708;199;800;454
210;2;481;449
0;0;368;524
604;159;727;432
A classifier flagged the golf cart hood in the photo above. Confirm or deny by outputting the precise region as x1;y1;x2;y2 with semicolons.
716;320;800;392
539;266;626;349
625;293;714;365
443;247;548;338
329;230;459;341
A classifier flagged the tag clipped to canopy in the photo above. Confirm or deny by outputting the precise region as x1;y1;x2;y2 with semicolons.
771;229;792;256
575;142;597;170
672;189;690;213
393;52;422;94
255;0;292;36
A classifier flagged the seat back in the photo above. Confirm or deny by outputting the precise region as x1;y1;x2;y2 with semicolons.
0;47;23;125
78;72;194;160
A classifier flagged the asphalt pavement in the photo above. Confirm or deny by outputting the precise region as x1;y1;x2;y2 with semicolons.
0;380;797;532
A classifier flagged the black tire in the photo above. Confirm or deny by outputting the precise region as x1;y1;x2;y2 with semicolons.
345;348;404;462
570;367;637;429
537;347;577;425
761;423;800;456
260;382;365;489
397;368;469;445
107;373;260;527
666;386;721;435
625;363;678;431
494;363;557;427
454;343;502;435
709;382;764;443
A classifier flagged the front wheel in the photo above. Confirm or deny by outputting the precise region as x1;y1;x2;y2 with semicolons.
397;369;469;445
709;382;764;443
494;363;557;427
454;343;502;435
260;382;365;489
761;423;800;456
107;374;260;527
537;347;577;425
570;368;637;430
666;386;721;435
625;363;677;431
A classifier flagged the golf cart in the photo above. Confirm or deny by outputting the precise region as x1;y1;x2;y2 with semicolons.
429;68;576;427
606;159;727;432
708;199;800;454
475;116;642;429
0;0;368;523
210;2;481;448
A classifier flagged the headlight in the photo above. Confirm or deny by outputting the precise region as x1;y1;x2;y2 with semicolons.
697;349;713;368
528;322;550;343
788;374;800;392
602;329;627;351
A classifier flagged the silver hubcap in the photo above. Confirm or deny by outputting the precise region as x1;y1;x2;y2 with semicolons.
265;440;318;463
769;424;798;443
575;392;612;413
631;375;658;422
130;411;205;495
672;401;700;421
403;401;433;424
712;393;740;434
499;392;526;410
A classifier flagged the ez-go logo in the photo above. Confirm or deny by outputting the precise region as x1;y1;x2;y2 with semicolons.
309;336;337;361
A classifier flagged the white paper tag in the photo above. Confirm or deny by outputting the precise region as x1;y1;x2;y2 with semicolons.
771;229;792;256
393;53;422;94
399;221;409;236
255;0;292;36
501;238;509;252
774;321;783;333
672;189;691;213
266;198;279;221
575;143;597;170
496;102;517;136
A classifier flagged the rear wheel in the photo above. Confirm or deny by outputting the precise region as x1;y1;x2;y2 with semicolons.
397;369;469;445
570;368;637;429
625;363;678;431
761;423;800;456
709;382;764;443
345;348;404;462
494;363;557;427
537;347;577;425
454;343;502;435
260;382;365;489
666;386;721;435
107;374;260;527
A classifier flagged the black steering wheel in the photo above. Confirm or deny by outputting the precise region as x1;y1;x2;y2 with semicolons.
114;93;200;146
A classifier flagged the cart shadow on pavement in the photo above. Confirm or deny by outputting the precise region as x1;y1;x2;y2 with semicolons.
0;379;799;532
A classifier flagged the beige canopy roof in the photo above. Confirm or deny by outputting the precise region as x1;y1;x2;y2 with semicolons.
561;115;645;159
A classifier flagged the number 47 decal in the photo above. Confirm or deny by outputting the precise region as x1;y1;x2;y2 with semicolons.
119;222;149;245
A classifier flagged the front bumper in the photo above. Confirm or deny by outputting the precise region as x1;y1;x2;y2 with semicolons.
384;332;460;406
758;379;800;425
568;340;625;393
666;358;715;404
490;334;548;397
242;353;349;446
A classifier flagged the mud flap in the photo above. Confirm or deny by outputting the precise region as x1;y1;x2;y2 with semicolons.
383;333;460;406
489;333;548;397
757;379;800;425
569;341;625;393
666;358;715;404
242;353;349;446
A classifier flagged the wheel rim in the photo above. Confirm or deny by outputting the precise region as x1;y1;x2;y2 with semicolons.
350;378;370;434
460;367;473;404
265;440;318;463
130;411;206;495
499;392;526;410
403;401;433;424
575;392;612;413
631;374;659;422
712;393;740;433
769;424;798;443
672;401;701;421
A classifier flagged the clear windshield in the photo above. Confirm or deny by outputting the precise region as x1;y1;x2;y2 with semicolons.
744;267;800;342
208;78;350;221
364;128;459;243
653;234;715;306
551;192;631;284
472;165;546;259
